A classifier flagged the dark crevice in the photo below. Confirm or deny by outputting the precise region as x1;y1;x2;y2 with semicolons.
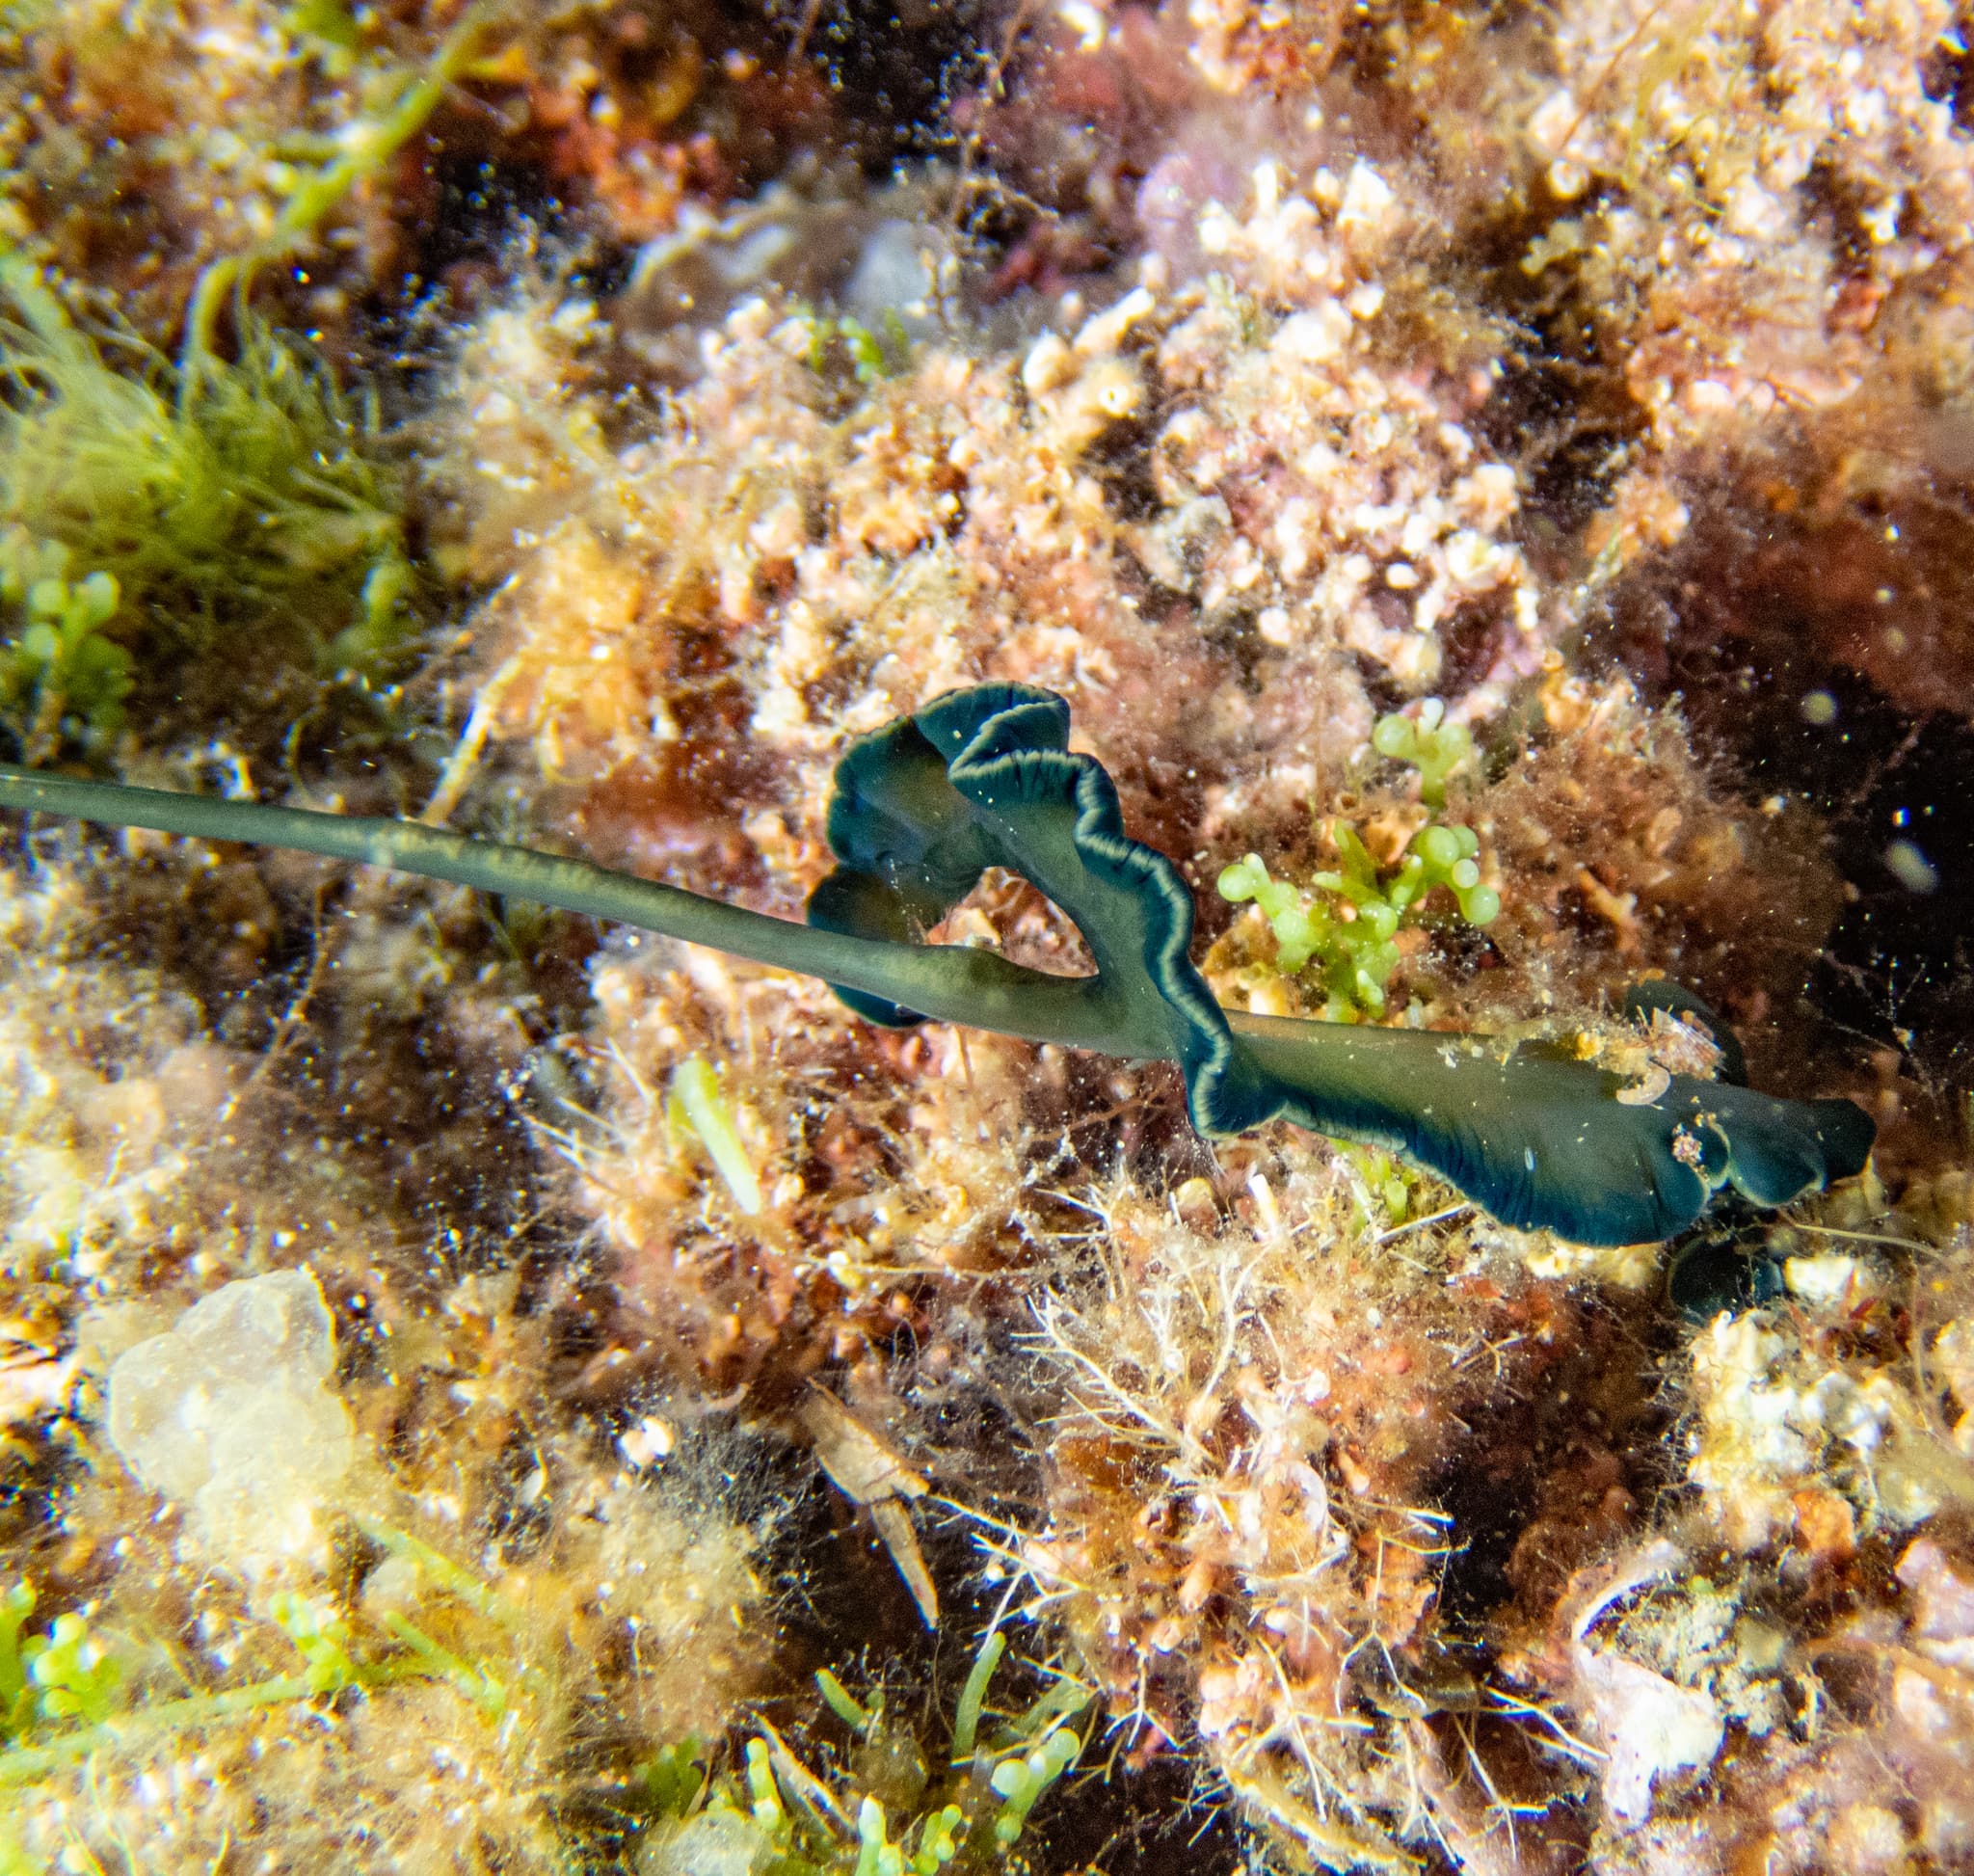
1598;534;1974;1091
1431;1295;1673;1634
757;1448;1241;1876
406;151;576;297
780;0;1006;173
1477;341;1642;549
1086;408;1163;523
1920;33;1974;131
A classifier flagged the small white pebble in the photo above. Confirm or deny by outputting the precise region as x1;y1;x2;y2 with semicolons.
1782;1254;1873;1309
1074;284;1156;356
1270;302;1351;363
1055;0;1107;51
1336;161;1399;241
1548;159;1589;200
1021;333;1075;394
620;1416;678;1468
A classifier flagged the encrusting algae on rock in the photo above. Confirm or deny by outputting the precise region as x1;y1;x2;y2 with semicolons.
106;1269;358;1578
430;155;1552;868
4;0;1974;1870
1492;1189;1974;1873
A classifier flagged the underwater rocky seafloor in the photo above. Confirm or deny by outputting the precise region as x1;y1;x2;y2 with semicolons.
4;0;1974;1871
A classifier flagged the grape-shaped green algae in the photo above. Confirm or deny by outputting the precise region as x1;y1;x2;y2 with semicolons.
269;1592;362;1696
1219;848;1400;1015
0;1582;35;1739
1220;821;1498;1018
1220;697;1499;1016
1384;822;1502;926
0;533;130;752
22;1609;122;1727
989;1725;1082;1847
1371;697;1475;810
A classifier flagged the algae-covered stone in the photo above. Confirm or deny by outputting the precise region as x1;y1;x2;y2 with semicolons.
106;1268;355;1575
638;1809;776;1876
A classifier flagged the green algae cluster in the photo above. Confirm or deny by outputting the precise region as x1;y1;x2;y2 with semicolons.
0;2;517;762
647;1632;1090;1876
0;258;410;762
0;540;128;762
1217;699;1500;1020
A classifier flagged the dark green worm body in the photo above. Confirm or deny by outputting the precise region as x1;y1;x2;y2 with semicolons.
0;683;1873;1246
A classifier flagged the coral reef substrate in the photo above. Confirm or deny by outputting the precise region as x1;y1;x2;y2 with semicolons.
6;0;1974;1870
